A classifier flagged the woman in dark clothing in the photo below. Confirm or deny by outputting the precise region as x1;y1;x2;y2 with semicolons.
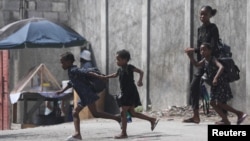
183;5;220;124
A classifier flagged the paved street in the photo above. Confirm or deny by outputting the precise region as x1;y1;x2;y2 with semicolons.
2;117;247;141
1;107;250;141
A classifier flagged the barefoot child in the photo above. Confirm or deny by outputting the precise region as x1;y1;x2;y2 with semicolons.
98;49;159;139
57;52;121;140
185;42;248;125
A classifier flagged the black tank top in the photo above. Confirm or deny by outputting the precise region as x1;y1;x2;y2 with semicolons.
196;23;220;61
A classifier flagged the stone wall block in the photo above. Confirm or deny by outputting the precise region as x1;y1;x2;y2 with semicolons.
36;0;51;11
28;1;36;10
52;2;66;12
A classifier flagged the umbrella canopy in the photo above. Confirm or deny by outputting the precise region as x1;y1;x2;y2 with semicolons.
0;17;87;49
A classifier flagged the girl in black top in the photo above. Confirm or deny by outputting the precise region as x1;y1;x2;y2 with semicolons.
183;5;220;123
102;49;159;139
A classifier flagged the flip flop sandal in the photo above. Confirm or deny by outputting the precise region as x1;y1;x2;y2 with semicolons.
215;121;231;125
151;119;160;131
214;121;225;125
114;134;128;139
182;118;200;124
237;114;248;125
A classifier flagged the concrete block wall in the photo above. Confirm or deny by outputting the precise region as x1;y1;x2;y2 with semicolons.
69;0;250;114
1;0;74;92
0;0;76;123
149;0;188;110
70;0;192;111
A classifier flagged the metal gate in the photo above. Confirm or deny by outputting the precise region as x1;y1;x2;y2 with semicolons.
0;50;10;130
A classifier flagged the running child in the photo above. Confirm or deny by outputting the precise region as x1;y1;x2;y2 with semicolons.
57;52;121;140
99;49;159;139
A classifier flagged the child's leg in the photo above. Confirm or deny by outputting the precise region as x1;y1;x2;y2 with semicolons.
87;102;121;123
215;101;228;124
60;100;66;116
45;101;53;111
128;107;159;130
72;105;84;139
216;102;247;124
44;101;53;115
115;106;129;139
217;102;245;118
215;110;227;124
210;101;230;124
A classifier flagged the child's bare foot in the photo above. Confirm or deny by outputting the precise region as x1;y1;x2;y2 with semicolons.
216;120;230;125
66;134;82;141
182;117;200;124
237;113;248;125
114;133;128;139
214;119;224;124
151;118;160;131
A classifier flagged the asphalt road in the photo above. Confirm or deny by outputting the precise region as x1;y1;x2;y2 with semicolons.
0;115;249;141
0;118;218;141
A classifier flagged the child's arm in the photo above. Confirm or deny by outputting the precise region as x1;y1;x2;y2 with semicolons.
56;83;72;95
133;67;144;87
87;71;118;80
104;72;118;79
88;72;105;79
185;52;204;67
212;58;224;85
184;47;195;53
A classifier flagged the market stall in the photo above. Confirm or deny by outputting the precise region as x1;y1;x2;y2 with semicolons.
9;64;73;128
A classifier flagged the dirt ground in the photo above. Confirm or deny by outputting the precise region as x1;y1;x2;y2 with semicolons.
148;105;250;124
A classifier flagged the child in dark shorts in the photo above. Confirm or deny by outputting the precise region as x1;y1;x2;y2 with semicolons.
57;52;121;140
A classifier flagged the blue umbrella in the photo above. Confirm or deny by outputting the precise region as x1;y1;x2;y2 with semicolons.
0;17;87;49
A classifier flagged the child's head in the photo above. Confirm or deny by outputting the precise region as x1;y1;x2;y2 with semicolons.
116;49;131;66
200;5;217;24
60;52;75;70
200;42;212;58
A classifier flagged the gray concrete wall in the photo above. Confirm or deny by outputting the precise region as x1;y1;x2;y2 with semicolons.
69;0;191;111
1;0;249;115
149;0;188;109
247;0;250;115
69;0;250;114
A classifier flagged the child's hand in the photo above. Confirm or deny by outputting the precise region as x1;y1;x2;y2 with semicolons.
100;75;106;79
187;52;193;56
184;48;194;57
137;81;143;87
98;75;108;81
212;78;218;86
89;72;108;80
56;90;63;95
184;47;194;53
